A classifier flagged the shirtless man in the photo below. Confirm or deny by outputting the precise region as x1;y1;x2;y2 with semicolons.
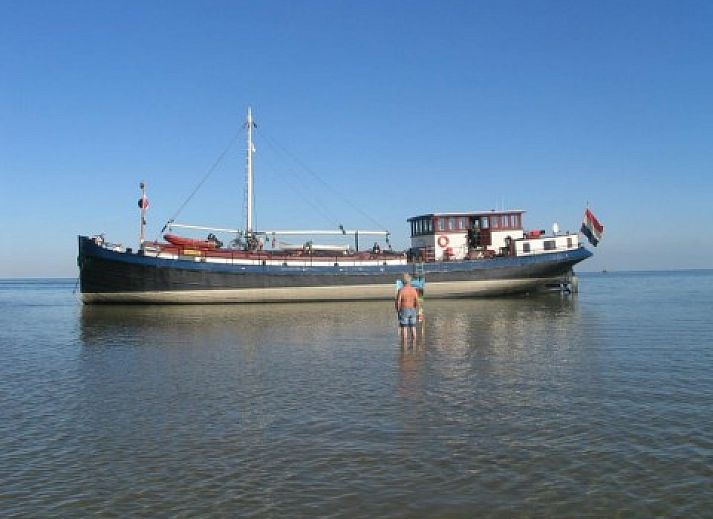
395;273;419;344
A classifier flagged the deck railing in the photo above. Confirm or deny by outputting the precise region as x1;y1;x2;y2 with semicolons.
142;242;407;268
138;240;581;266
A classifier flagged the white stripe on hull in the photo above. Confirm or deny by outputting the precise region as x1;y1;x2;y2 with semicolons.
81;277;563;304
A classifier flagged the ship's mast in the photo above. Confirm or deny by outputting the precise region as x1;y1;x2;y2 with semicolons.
245;106;255;235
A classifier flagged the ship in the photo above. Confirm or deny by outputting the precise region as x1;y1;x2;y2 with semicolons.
77;108;592;304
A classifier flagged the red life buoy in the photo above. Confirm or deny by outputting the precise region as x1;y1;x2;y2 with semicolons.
437;235;449;248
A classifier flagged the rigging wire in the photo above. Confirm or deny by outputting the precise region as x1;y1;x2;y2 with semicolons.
152;118;389;245
255;127;388;231
257;146;342;229
159;127;244;236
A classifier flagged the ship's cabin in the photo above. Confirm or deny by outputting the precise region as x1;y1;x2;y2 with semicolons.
407;210;580;261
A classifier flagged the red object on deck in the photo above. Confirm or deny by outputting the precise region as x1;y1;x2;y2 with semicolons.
163;234;218;249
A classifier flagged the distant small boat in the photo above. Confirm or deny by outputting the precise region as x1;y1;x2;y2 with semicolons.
77;108;593;304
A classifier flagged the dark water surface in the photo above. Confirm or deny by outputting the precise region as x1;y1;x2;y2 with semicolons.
1;272;712;518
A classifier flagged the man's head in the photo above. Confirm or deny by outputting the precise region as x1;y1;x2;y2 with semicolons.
402;273;411;285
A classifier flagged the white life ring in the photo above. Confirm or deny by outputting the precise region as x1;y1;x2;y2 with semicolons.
437;235;449;248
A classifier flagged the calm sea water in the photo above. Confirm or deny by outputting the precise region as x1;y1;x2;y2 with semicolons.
1;272;712;518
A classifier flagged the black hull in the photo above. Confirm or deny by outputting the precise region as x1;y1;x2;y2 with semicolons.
78;236;592;304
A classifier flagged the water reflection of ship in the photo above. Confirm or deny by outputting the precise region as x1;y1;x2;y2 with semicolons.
420;295;579;354
419;295;593;413
80;294;579;351
79;302;399;349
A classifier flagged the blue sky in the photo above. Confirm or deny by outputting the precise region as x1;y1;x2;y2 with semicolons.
1;0;712;276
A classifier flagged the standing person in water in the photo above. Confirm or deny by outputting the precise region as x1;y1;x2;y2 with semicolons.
395;273;419;344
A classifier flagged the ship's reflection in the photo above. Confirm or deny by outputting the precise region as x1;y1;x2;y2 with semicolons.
79;301;400;350
421;294;580;352
78;294;592;442
79;294;580;352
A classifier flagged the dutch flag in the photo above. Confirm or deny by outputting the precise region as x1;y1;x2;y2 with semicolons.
580;208;604;247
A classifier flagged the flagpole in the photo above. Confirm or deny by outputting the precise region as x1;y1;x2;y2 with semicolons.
139;181;147;248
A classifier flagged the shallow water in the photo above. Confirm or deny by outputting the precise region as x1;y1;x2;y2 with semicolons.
1;272;712;517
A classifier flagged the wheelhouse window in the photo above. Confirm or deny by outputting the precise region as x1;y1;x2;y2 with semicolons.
411;217;436;236
544;240;556;251
437;218;445;232
523;243;531;253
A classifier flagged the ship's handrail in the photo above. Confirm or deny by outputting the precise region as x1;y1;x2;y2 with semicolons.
407;242;583;263
105;236;580;267
515;243;583;256
142;241;408;267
